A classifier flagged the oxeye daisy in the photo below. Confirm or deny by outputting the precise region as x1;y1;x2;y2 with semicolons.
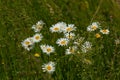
65;46;77;55
50;25;61;33
56;38;69;46
63;24;76;33
40;45;55;55
21;37;34;51
50;22;67;33
100;29;109;34
33;33;43;43
87;22;100;32
42;61;56;74
64;33;75;39
32;20;45;32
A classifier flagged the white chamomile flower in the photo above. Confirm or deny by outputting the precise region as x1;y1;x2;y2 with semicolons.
63;24;76;33
115;39;120;45
42;61;56;74
50;22;67;33
81;41;92;53
32;20;45;32
87;22;100;32
40;45;55;55
21;37;34;51
100;29;109;34
64;33;75;39
56;38;69;46
65;46;77;55
33;33;43;43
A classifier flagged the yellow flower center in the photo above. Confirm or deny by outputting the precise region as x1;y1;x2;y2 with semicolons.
66;27;72;32
91;26;97;30
70;48;75;53
54;27;59;31
35;36;40;40
102;30;107;33
68;35;73;39
36;25;42;30
95;33;101;38
25;41;30;45
47;65;52;70
47;48;52;52
61;40;66;45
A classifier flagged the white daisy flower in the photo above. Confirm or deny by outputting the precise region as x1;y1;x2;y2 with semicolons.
100;29;109;34
81;41;92;53
40;45;55;55
56;38;69;46
33;33;43;43
64;33;75;39
32;20;45;32
63;24;76;33
50;22;67;33
115;39;120;45
65;46;77;55
42;61;56;74
21;37;34;51
87;22;100;32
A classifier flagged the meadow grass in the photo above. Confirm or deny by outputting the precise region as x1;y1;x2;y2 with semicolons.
0;0;120;80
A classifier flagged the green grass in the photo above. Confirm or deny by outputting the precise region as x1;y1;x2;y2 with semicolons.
0;0;120;80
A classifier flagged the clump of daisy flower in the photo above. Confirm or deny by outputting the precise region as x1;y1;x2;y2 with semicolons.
32;20;45;32
65;46;77;55
21;37;34;51
56;38;69;46
81;41;92;53
33;33;43;43
100;29;110;34
42;61;56;74
40;45;55;55
87;22;100;32
64;32;75;40
50;22;67;33
63;24;76;33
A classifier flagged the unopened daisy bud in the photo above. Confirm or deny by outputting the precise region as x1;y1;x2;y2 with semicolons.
34;53;40;57
95;33;101;38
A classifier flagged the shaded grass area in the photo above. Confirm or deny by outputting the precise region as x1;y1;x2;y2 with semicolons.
0;0;120;80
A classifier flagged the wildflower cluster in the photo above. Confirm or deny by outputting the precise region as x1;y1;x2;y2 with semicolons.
21;20;110;74
87;22;110;38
